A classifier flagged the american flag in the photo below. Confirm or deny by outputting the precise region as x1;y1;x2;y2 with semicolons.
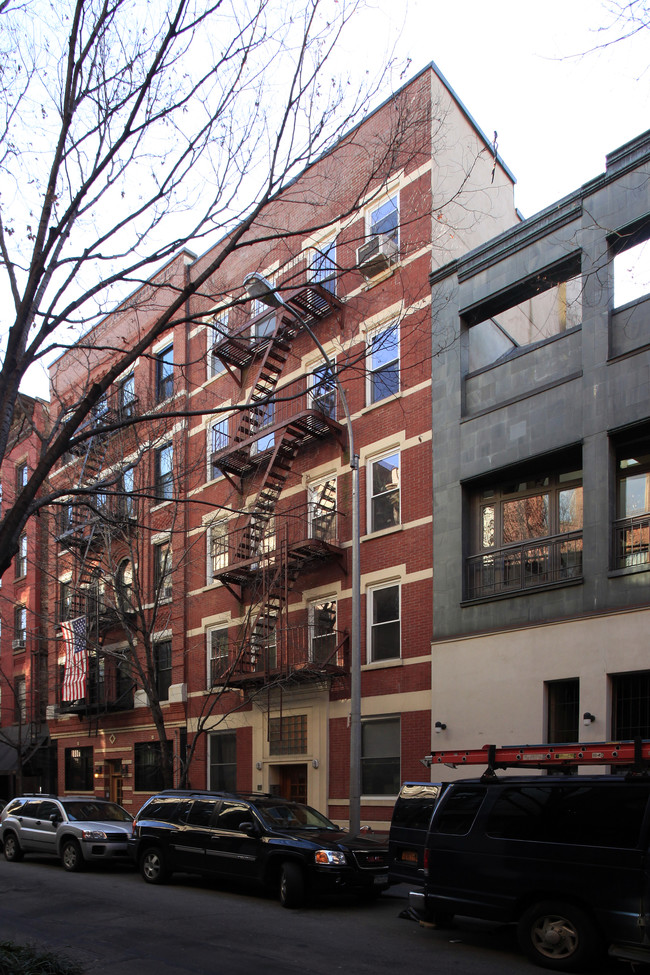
61;616;87;702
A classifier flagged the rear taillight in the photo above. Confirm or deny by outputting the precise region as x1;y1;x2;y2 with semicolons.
423;847;429;876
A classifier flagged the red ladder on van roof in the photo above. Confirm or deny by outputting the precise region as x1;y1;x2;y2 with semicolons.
429;739;650;772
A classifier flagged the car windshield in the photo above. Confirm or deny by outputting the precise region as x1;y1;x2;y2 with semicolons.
62;801;133;823
254;800;339;830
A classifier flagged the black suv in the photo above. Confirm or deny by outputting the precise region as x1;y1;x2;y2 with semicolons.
129;790;389;908
410;774;650;971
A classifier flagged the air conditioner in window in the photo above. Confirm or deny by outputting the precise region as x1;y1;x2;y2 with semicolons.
356;233;398;277
12;639;25;650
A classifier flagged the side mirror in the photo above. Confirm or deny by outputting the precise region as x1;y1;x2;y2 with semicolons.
49;811;62;825
238;821;256;834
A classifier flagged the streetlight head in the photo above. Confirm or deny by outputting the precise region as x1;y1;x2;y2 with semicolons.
243;272;281;308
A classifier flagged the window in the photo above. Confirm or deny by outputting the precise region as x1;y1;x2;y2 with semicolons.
368;322;399;403
612;224;650;307
614;437;650;568
612;671;650;740
250;400;274;454
15;463;28;493
65;746;93;791
208;319;228;378
120;466;135;519
209;731;237;791
251;298;275;340
309;599;336;665
155;344;174;401
369;194;398;243
465;256;582;372
308;477;337;543
467;465;583;600
59;580;73;622
13;604;26;647
207;627;229;685
269;714;307;755
310;362;336;418
154;641;172;702
207;520;228;581
368;583;400;662
14;675;26;722
370;453;400;532
154;541;172;600
15;532;27;578
361;717;400;796
116;559;133;611
547;679;579;744
208;417;229;480
118;373;136;418
310;237;337;294
485;783;648;849
134;741;172;792
154;442;173;501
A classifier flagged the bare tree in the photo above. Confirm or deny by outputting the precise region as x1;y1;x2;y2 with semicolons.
0;0;403;578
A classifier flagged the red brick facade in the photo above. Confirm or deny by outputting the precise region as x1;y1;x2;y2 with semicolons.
41;65;517;825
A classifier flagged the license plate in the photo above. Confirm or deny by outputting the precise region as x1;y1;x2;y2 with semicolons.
374;875;389;886
401;850;418;863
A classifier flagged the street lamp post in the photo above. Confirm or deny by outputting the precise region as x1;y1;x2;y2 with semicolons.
243;272;362;835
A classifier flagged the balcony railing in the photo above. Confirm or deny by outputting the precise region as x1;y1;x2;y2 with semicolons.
466;531;583;600
209;623;349;686
212;500;343;585
613;513;650;569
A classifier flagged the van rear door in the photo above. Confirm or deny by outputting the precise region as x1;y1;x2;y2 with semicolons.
388;782;443;885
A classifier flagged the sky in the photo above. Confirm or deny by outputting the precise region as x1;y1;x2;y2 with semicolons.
344;0;650;219
13;0;650;397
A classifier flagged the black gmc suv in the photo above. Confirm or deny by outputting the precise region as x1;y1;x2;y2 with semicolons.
129;789;389;908
410;774;650;972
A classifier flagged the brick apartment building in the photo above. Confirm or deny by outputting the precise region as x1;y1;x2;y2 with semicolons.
0;394;54;798
43;63;518;822
428;129;650;769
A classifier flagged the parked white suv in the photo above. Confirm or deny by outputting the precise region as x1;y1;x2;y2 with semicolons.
1;795;133;871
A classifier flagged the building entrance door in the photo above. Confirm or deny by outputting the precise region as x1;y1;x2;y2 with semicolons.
277;764;308;805
107;760;124;806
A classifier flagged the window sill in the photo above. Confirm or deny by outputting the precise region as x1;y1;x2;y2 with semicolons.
361;524;402;543
362;657;402;671
359;390;403;417
461;576;583;606
608;562;650;577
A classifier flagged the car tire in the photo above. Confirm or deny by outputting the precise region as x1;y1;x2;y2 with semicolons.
3;832;23;862
279;861;305;909
140;846;170;884
61;838;84;872
517;899;602;972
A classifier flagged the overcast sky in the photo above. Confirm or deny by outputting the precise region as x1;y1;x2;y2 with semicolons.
344;0;649;218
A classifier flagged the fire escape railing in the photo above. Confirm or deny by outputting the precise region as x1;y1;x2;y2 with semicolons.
210;624;349;685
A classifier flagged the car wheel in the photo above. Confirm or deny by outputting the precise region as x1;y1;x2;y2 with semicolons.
279;861;305;909
61;838;84;872
517;900;601;972
3;832;23;862
140;846;169;884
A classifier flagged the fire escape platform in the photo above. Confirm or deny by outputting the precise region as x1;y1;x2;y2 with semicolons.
211;283;342;372
213;537;345;591
212;409;346;479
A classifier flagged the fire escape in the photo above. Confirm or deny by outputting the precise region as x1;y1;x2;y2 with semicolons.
55;406;137;718
210;283;350;687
